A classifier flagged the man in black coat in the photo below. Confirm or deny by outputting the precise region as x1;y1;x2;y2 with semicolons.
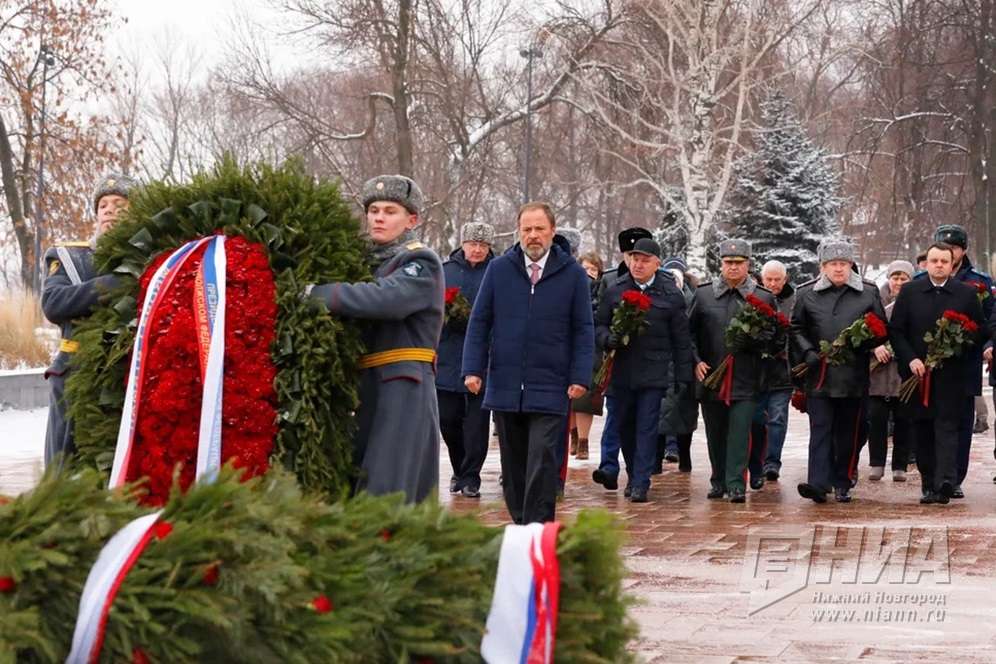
890;242;988;504
792;239;887;504
690;239;777;503
594;238;694;503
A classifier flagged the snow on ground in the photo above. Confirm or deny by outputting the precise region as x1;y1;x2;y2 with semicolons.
0;407;47;495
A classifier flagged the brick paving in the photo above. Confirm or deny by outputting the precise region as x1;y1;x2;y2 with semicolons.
6;406;996;661
442;409;996;662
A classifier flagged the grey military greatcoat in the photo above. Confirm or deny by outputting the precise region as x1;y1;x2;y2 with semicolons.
40;242;118;467
311;231;445;503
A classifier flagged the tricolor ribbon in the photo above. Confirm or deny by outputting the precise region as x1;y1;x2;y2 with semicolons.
66;511;164;664
481;522;562;664
718;354;735;406
921;367;932;408
108;236;227;489
814;356;828;391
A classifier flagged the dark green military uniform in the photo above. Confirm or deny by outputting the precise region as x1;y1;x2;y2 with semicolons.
41;242;118;467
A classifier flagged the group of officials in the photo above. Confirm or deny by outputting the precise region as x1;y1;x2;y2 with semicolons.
44;171;996;527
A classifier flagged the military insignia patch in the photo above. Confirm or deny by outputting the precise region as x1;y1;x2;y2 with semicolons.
402;262;423;277
48;259;61;276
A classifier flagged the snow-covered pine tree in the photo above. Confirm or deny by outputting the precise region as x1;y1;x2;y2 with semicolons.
725;89;842;281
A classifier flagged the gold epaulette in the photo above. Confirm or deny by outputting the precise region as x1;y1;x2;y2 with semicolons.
405;241;425;250
56;241;90;248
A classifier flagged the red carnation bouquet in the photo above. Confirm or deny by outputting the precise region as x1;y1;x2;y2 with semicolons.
702;293;789;404
443;286;472;332
898;309;979;405
792;312;888;389
592;290;653;395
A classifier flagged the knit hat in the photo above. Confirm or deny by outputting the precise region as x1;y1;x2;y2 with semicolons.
361;174;424;214
92;172;138;213
818;238;856;263
886;260;914;279
556;227;582;255
662;256;687;273
460;222;495;245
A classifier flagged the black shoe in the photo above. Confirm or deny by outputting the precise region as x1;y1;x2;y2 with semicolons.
592;469;618;491
460;485;480;498
629;487;649;503
663;450;679;463
707;484;726;500
834;487;851;503
951;484;965;499
765;468;780;482
938;481;954;499
798;483;827;504
920;491;938;504
449;476;460;493
729;488;746;503
750;477;765;491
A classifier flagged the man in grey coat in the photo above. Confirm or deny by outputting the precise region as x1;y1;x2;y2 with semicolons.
41;172;136;468
307;175;445;503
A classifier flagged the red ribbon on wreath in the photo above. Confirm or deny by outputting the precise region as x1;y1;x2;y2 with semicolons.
717;354;734;406
815;356;828;391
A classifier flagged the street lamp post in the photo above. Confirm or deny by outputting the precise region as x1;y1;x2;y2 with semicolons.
33;43;55;292
519;45;543;204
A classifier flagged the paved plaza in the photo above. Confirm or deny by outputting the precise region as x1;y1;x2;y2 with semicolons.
5;406;996;661
443;409;996;663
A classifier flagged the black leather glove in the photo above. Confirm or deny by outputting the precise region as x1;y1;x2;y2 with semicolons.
805;350;823;372
606;332;621;349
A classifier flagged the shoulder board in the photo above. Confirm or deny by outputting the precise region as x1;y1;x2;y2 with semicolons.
56;241;90;248
754;284;772;293
696;280;713;288
405;241;425;251
797;277;819;288
660;270;676;280
968;268;992;280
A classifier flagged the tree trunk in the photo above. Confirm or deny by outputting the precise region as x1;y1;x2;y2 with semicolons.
392;0;414;177
0;115;36;291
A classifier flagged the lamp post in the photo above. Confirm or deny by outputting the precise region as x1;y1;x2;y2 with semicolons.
33;43;55;292
519;45;543;204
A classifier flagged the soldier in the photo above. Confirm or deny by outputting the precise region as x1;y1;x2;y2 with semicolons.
306;175;445;503
913;225;994;499
792;239;887;504
689;239;777;503
41;172;137;468
595;238;693;503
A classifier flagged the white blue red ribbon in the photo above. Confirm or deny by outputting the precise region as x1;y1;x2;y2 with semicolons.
193;236;226;483
109;237;211;489
481;522;562;664
66;511;164;663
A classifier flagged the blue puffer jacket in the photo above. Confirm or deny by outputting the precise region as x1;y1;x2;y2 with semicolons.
462;242;595;415
436;247;494;392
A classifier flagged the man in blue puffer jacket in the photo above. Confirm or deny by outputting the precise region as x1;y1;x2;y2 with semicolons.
436;222;496;498
462;202;595;524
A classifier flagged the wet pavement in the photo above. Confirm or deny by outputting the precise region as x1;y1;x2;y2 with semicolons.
441;410;996;663
5;405;996;661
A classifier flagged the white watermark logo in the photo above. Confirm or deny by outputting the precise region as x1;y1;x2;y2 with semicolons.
740;526;950;619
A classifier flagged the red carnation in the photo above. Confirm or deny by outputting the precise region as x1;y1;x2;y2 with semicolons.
132;648;150;664
379;529;392;542
0;576;15;593
152;521;173;540
311;594;333;613
444;286;460;305
621;290;652;311
863;312;888;338
202;563;220;586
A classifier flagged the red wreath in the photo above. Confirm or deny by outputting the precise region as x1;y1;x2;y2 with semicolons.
131;236;278;504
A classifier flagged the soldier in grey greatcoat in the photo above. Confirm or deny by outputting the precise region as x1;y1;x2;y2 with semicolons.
41;172;137;468
306;175;445;503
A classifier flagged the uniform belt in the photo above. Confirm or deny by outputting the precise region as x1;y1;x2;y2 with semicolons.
60;339;80;353
357;348;436;369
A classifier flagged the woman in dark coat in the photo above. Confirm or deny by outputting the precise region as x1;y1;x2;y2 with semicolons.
569;251;605;459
